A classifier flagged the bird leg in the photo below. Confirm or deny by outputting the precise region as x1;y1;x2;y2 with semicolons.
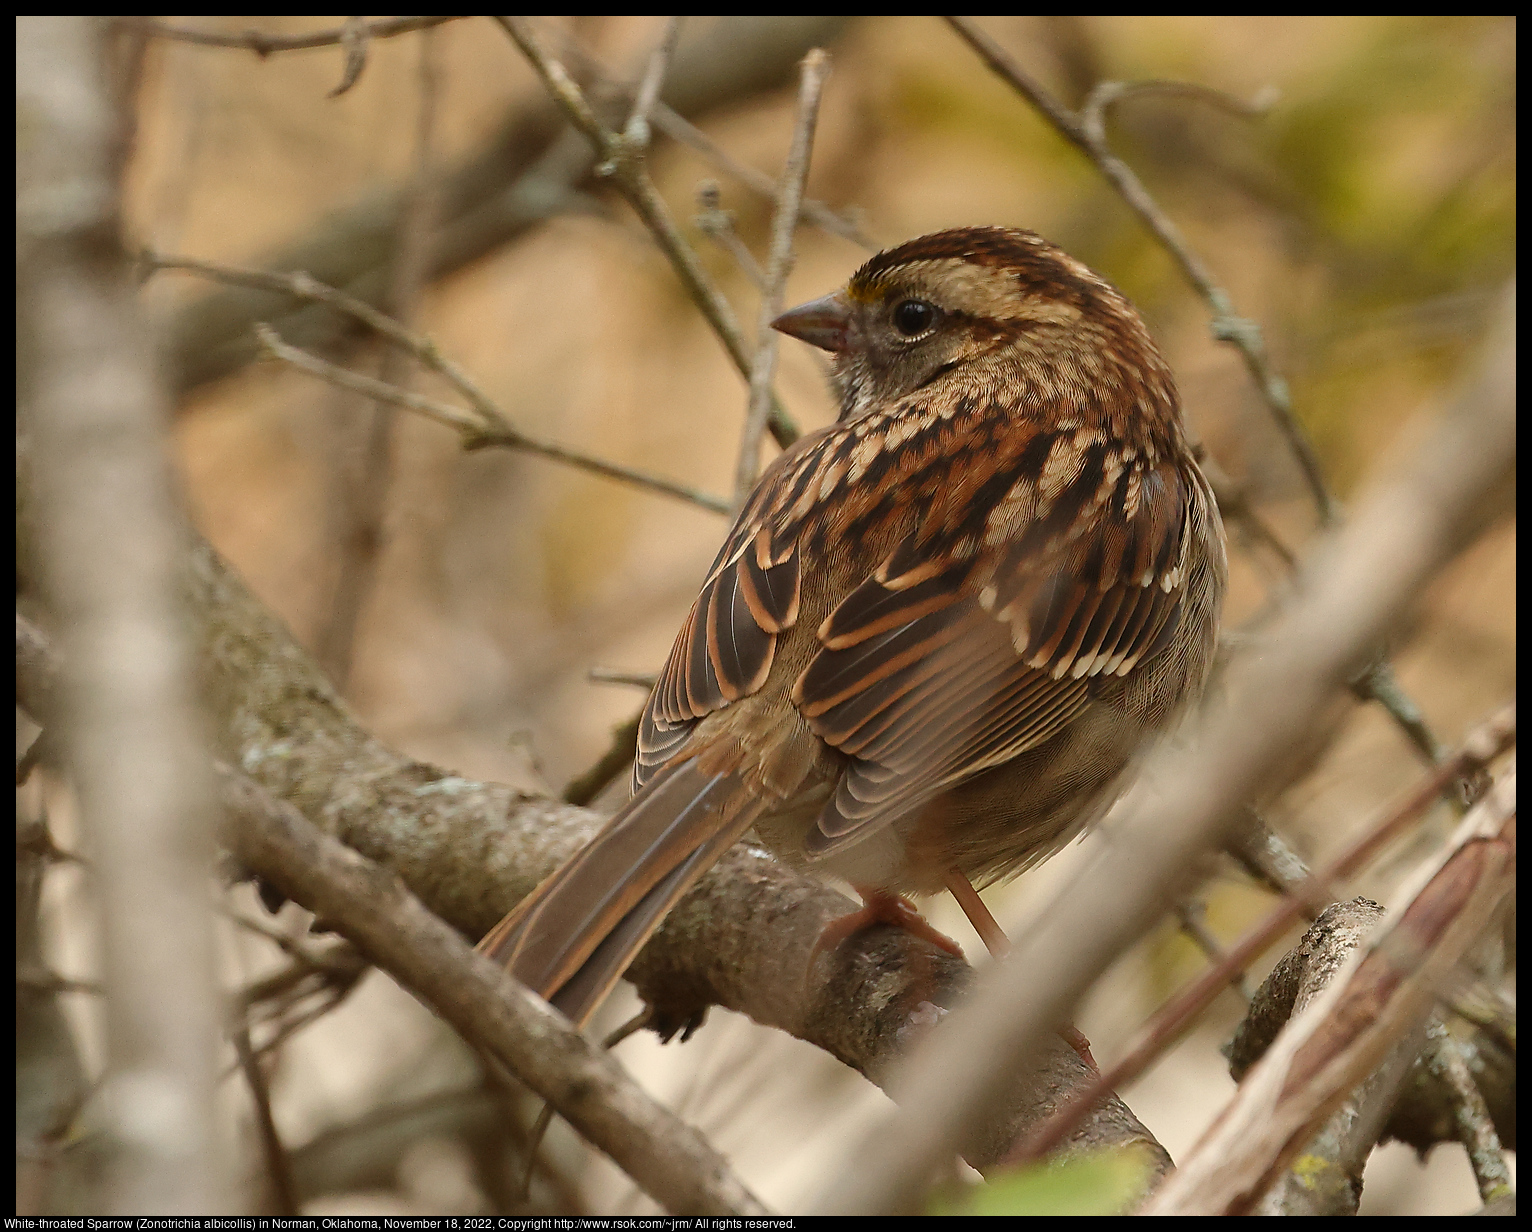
943;868;1099;1071
943;868;1010;957
808;885;966;977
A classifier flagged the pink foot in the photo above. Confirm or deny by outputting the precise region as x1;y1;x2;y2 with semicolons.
809;886;965;973
1059;1023;1099;1072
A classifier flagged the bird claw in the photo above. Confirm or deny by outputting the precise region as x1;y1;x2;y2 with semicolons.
807;887;966;978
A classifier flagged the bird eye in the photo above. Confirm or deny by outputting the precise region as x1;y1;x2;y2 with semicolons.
891;298;936;337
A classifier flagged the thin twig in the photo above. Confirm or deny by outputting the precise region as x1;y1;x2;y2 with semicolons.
1079;78;1278;137
562;711;642;806
252;323;729;514
945;16;1335;527
1173;899;1252;1001
123;15;467;56
1009;703;1514;1165
736;49;829;503
231;1022;301;1216
658;105;875;250
695;181;767;289
326;14;370;98
529;17;872;249
1423;1022;1513;1203
495;15;801;450
623;17;683;146
145;254;515;435
588;667;658;690
1226;809;1316;902
319;24;441;690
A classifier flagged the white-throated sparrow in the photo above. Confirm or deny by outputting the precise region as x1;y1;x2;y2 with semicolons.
480;226;1227;1027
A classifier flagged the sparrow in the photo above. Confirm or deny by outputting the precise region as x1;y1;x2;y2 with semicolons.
479;226;1227;1030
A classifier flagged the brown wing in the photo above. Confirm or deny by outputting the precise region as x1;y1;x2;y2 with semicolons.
794;441;1196;851
633;440;815;789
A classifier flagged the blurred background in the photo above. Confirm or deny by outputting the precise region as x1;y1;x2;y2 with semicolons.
27;14;1514;1215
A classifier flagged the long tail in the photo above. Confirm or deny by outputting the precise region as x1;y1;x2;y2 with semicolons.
477;758;762;1028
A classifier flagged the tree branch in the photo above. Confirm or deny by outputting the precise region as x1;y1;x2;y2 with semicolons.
216;762;767;1216
736;49;829;502
164;16;851;397
496;15;802;450
1146;767;1515;1214
18;14;227;1214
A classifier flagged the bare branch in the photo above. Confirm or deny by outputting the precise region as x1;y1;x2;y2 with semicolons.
532;18;873;249
18;14;226;1213
694;181;767;289
1007;701;1513;1166
660;103;876;249
123;15;467;56
1425;1023;1514;1203
245;321;728;513
164;17;850;396
325;15;371;98
1144;767;1515;1214
1079;77;1277;140
588;667;659;690
231;1023;300;1215
562;711;642;807
215;762;768;1216
495;15;802;449
1173;897;1252;1000
736;49;830;503
623;17;683;145
16;541;1165;1197
944;16;1336;526
316;25;442;690
1234;899;1396;1215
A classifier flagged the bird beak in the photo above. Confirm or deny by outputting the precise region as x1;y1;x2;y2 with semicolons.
772;292;852;354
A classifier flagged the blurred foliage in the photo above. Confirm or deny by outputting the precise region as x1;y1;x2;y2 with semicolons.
930;1144;1158;1216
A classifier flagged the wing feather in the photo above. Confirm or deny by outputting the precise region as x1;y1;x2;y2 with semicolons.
798;448;1195;853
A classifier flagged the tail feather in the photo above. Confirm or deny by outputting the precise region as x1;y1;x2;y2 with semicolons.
479;758;761;1027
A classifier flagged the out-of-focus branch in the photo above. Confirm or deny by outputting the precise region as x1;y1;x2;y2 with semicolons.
17;14;226;1214
164;16;850;397
736;49;829;503
215;762;767;1216
317;23;442;690
252;323;729;514
496;15;801;450
817;285;1514;1214
562;711;642;807
1010;702;1514;1165
124;15;466;55
152;251;733;510
538;24;874;250
662;107;874;249
1425;1022;1514;1203
1146;767;1515;1214
1230;900;1401;1216
231;1022;300;1215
